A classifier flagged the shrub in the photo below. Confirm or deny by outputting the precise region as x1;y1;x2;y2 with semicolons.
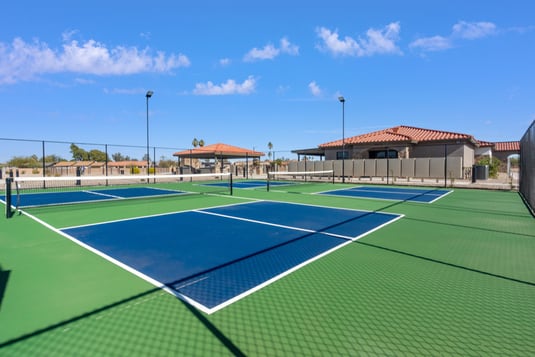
476;156;501;179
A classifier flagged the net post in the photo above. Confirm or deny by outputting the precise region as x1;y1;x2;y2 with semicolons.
5;178;12;218
266;167;270;192
230;173;233;196
332;170;335;184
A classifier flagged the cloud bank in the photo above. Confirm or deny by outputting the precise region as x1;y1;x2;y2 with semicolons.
0;36;190;84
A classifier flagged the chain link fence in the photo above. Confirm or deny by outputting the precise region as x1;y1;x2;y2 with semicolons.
520;120;535;215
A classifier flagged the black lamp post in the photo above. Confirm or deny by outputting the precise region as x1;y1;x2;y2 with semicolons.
146;90;153;176
338;96;345;183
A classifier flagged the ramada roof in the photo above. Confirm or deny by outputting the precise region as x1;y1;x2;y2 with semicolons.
319;125;478;148
173;143;264;159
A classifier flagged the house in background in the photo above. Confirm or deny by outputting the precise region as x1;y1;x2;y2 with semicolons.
297;125;519;165
318;125;481;163
292;125;520;180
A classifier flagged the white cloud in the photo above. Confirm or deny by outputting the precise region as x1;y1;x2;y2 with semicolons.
409;36;452;51
0;36;190;84
410;21;497;53
243;37;299;62
280;37;299;55
244;44;279;61
452;21;496;39
308;81;322;96
219;58;231;66
193;75;256;95
315;23;402;57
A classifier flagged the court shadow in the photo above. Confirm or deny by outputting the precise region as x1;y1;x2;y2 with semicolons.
0;265;10;311
0;285;245;356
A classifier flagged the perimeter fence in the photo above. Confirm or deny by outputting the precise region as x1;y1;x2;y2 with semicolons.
0;138;297;183
520;120;535;215
0;138;184;179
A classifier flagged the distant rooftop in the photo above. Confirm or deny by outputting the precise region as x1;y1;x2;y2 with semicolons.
319;125;477;148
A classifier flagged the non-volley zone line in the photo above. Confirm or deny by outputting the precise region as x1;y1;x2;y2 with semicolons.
318;185;452;203
3;187;187;208
60;200;402;314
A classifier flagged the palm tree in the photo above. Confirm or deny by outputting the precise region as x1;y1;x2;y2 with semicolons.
192;138;199;147
199;139;205;147
267;142;273;161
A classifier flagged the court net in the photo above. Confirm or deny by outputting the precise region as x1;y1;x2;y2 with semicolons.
3;172;232;217
267;170;334;192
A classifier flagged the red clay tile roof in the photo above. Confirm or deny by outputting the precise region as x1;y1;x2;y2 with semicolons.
476;140;495;148
173;143;264;158
319;125;476;148
493;141;520;152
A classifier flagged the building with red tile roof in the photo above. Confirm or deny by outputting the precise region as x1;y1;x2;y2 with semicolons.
315;125;480;166
319;125;477;148
294;125;519;174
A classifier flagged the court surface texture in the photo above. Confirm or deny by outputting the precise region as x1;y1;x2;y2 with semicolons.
2;182;534;356
61;200;401;313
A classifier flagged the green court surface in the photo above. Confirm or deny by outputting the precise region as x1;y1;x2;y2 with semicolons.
1;183;535;356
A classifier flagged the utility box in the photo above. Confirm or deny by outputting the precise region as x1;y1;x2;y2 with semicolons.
472;165;489;181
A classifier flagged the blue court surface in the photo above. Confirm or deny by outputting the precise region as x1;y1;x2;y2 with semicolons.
61;201;402;313
318;186;451;203
2;187;185;208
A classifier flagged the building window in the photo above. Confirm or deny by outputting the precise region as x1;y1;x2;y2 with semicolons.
336;151;349;160
369;149;398;159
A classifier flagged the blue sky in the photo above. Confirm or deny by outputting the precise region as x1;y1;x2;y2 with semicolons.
1;0;534;162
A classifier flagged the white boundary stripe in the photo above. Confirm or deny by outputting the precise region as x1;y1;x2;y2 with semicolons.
428;189;454;203
315;186;453;204
203;209;404;314
86;190;123;199
11;187;194;209
24;198;403;315
205;239;355;313
17;208;214;314
59;198;258;230
194;209;355;241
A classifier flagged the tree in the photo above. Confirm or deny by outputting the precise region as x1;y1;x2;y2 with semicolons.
70;143;108;161
112;153;133;161
70;143;89;161
267;141;273;161
112;152;124;161
89;149;109;162
44;154;65;163
7;155;40;168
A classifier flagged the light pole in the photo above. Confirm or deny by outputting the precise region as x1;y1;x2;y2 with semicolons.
338;96;345;183
146;90;153;176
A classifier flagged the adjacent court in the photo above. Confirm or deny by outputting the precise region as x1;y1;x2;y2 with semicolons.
318;185;452;203
60;200;402;313
1;186;186;208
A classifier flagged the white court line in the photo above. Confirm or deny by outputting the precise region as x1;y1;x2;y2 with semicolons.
26;198;404;314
